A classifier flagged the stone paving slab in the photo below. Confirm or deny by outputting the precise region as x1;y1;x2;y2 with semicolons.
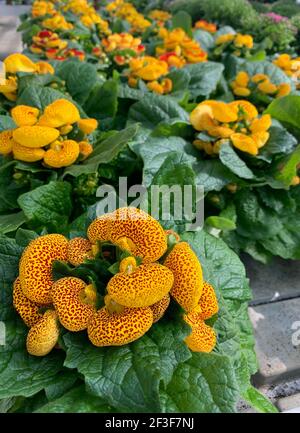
242;254;300;305
277;393;300;412
249;298;300;386
0;5;30;60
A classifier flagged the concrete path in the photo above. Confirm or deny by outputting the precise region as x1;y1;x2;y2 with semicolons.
0;5;30;60
243;255;300;412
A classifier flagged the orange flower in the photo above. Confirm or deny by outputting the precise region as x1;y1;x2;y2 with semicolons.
194;20;217;33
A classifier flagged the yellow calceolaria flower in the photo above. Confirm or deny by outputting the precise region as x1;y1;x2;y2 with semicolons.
156;28;207;64
231;71;291;100
215;33;235;45
0;53;54;101
0;100;97;167
128;56;172;93
15;209;218;355
63;0;110;33
31;0;56;17
106;0;151;33
234;33;253;49
194;20;217;33
30;30;68;55
148;9;171;25
43;13;73;31
101;33;145;59
215;33;253;55
273;54;300;88
128;56;172;94
190;100;271;156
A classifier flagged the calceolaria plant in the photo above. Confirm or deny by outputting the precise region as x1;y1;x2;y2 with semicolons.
0;99;96;168
0;206;276;413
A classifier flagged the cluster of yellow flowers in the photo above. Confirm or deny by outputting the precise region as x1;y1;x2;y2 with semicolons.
31;0;56;17
191;100;271;156
216;33;253;53
194;19;217;33
231;71;291;99
156;28;207;66
148;9;171;26
42;12;74;31
273;54;300;88
0;99;97;168
14;208;218;356
63;0;110;32
128;56;172;94
0;54;54;101
30;29;68;56
106;0;151;33
101;32;145;65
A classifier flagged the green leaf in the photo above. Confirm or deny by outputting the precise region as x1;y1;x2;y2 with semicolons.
35;386;114;413
184;62;224;97
193;159;238;192
130;135;196;187
0;161;29;213
84;79;118;120
64;315;191;412
17;85;84;115
0;116;16;132
0;235;65;399
0;236;23;320
235;189;282;241
63;124;139;177
219;143;256;180
55;60;98;105
238;60;293;86
265;95;300;130
242;385;278;413
275;144;300;186
167;68;190;93
118;84;145;100
193;29;215;52
0;211;26;234
206;216;236;230
182;230;251;301
15;228;38;248
259;125;297;161
17;181;72;232
0;318;65;399
162;353;239;413
172;11;192;36
128;93;188;129
44;370;79;401
147;152;196;233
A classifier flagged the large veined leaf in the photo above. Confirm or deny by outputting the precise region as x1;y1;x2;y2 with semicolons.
219;143;256;180
130;135;196;187
183;62;225;97
193;29;215;52
63;124;139;177
55;60;99;105
17;181;72;232
127;93;189;129
193;159;238;192
146;152;197;233
265;95;300;130
17;85;85;115
161;353;239;412
35;386;114;413
63;315;191;413
84;79;118;120
234;60;293;86
0;237;65;398
0;116;16;132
